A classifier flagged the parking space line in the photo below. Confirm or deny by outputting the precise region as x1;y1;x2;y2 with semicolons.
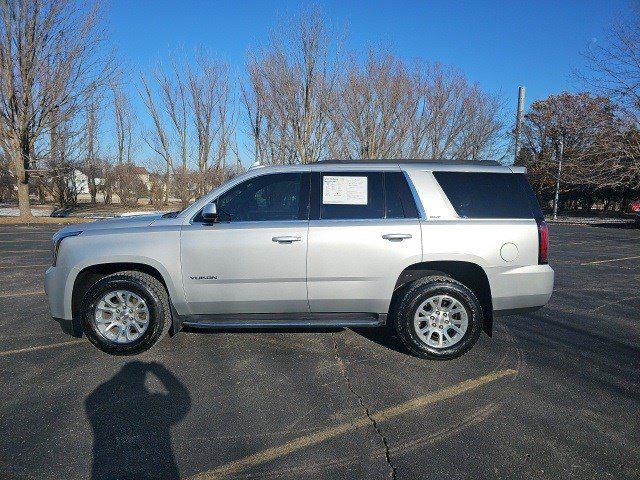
581;255;640;266
0;289;45;298
1;249;50;254
0;264;49;270
0;239;50;243
0;339;85;357
189;368;517;480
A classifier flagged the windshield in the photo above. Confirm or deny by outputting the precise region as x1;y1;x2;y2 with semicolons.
160;175;239;218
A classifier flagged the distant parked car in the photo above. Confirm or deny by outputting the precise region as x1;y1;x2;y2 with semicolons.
631;201;640;224
45;160;554;360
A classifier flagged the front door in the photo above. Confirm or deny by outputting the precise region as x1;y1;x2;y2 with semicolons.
180;172;310;315
307;170;423;314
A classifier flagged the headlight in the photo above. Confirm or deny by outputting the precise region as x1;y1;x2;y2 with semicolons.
52;230;83;266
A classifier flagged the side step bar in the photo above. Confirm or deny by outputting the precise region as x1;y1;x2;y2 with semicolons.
178;312;386;331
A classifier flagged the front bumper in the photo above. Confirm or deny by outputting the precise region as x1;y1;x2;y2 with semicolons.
46;266;82;337
45;266;67;319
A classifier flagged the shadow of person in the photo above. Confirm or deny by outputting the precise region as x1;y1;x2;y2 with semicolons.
85;361;191;480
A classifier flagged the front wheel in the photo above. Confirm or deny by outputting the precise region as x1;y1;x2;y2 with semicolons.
81;271;171;355
393;276;483;360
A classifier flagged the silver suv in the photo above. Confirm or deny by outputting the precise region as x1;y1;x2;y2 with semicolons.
45;160;554;360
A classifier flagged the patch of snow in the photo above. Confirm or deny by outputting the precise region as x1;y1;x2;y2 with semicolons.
0;207;52;217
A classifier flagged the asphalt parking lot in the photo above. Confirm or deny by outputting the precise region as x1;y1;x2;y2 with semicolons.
0;222;638;479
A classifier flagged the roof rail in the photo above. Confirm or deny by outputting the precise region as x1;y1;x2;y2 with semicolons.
248;160;266;170
316;159;502;166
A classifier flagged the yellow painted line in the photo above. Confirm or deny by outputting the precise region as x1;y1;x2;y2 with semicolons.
189;369;517;480
0;264;49;270
581;255;640;266
0;339;85;357
0;239;50;243
0;289;45;298
1;249;50;254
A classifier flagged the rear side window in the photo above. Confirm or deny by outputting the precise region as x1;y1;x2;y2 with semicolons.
312;171;420;220
319;172;384;220
433;172;540;219
385;172;419;218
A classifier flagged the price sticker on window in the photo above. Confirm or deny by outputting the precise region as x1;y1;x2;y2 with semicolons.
322;176;368;205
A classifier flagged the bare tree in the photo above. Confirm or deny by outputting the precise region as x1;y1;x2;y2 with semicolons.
83;89;101;203
0;153;13;202
112;162;147;207
43;109;81;208
141;59;191;208
330;52;413;159
142;50;237;205
581;6;640;191
582;6;640;113
329;53;502;161
0;0;110;218
242;9;339;164
187;53;234;195
112;82;135;166
405;62;502;160
518;92;621;208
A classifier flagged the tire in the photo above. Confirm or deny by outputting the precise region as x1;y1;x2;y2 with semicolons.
393;275;483;360
81;271;171;355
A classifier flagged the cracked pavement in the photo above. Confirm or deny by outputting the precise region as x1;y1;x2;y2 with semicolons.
0;223;639;479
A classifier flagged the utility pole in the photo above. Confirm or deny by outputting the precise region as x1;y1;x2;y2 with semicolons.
552;138;564;221
513;86;526;164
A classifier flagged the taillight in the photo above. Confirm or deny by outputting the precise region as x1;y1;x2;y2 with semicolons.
537;219;549;264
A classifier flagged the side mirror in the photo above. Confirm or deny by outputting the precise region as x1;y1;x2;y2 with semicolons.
201;202;218;223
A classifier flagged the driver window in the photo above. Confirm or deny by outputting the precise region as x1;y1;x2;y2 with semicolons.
216;173;306;222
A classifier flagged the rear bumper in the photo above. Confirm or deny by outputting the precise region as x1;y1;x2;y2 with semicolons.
490;264;554;313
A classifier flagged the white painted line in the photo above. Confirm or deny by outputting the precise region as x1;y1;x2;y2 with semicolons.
188;369;517;479
581;255;640;266
0;339;85;357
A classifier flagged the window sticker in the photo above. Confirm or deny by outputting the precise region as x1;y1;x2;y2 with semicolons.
322;175;368;205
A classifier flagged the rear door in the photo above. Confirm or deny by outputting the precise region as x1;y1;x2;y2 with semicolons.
306;170;422;314
180;171;310;315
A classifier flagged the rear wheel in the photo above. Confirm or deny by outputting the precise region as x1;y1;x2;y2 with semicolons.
393;276;483;360
81;271;171;355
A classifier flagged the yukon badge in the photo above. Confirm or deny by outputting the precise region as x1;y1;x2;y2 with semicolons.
190;275;218;281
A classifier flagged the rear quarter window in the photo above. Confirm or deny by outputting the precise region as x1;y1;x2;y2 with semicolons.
433;171;541;219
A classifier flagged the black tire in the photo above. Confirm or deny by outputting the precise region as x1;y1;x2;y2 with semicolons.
81;271;171;355
393;275;483;360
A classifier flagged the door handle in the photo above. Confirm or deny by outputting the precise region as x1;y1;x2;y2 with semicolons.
382;233;412;241
272;236;302;243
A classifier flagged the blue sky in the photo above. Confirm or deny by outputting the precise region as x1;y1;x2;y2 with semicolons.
105;0;633;164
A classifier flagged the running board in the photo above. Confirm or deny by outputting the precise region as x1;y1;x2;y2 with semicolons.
179;312;386;330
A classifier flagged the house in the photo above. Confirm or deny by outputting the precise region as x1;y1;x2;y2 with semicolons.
130;166;151;190
73;168;105;195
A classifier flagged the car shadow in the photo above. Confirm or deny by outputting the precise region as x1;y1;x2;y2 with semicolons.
349;325;408;355
85;361;191;480
182;326;344;334
588;221;639;229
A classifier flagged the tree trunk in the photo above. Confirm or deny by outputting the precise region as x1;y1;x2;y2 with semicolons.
89;177;97;203
10;138;33;218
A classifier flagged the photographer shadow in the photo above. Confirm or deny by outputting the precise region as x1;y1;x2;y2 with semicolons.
85;361;191;480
